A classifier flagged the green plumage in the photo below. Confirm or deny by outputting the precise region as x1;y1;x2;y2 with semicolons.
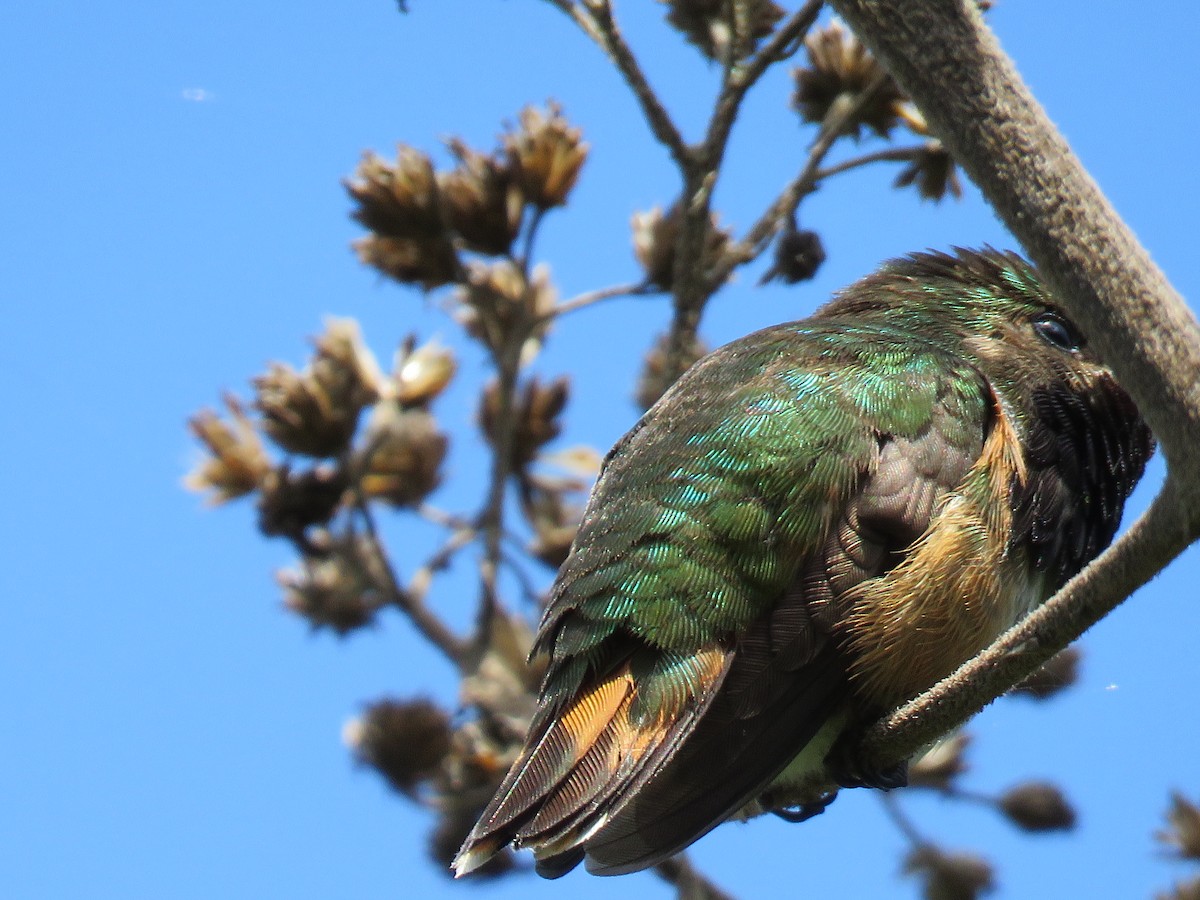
455;248;1153;879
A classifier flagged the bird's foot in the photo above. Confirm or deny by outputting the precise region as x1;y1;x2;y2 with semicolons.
826;731;909;791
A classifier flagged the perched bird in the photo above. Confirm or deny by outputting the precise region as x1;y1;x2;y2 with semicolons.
453;248;1153;878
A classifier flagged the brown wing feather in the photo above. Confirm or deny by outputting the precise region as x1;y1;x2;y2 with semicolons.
454;647;731;877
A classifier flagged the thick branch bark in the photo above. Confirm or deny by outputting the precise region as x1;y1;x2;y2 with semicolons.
822;0;1200;771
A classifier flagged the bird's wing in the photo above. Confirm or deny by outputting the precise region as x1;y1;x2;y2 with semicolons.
454;321;989;877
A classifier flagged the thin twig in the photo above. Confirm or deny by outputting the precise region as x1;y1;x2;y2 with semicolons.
706;0;824;156
354;495;468;665
813;144;926;180
407;524;477;605
653;853;737;900
547;281;654;320
880;792;929;849
544;0;690;167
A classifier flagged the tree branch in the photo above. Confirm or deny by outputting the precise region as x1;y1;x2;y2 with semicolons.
544;0;690;167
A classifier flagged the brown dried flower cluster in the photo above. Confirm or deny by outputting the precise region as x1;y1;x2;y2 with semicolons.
185;395;271;504
895;140;964;203
348;147;461;289
277;531;391;635
439;139;524;256
1159;792;1200;860
998;781;1077;833
660;0;785;61
480;375;570;470
456;261;556;358
504;104;589;211
1011;646;1081;700
908;733;971;791
903;846;995;900
254;319;381;458
793;19;907;138
631;204;732;291
357;401;448;508
187;321;457;635
347;104;587;289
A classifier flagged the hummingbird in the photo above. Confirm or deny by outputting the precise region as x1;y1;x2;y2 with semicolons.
453;248;1153;878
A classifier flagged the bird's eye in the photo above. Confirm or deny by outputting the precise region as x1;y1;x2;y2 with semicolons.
1033;313;1082;352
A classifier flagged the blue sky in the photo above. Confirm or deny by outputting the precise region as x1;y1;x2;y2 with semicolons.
3;2;1198;898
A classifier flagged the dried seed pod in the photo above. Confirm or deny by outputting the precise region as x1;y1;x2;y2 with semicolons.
1159;792;1200;860
1157;877;1200;900
504;103;588;210
393;336;457;406
792;19;906;138
344;697;453;797
346;145;445;240
353;233;461;290
480;376;570;469
895;141;963;202
998;781;1077;832
358;401;448;507
277;532;388;635
1011;646;1081;700
438;139;524;255
254;319;381;458
521;477;582;569
662;0;785;61
903;846;995;900
630;204;732;291
185;394;272;503
257;464;347;539
455;260;556;356
908;733;971;791
762;226;826;285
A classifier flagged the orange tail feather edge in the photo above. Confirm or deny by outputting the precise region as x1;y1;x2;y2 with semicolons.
453;646;729;878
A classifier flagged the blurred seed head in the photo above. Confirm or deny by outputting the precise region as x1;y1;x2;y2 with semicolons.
998;781;1077;832
792;19;906;138
343;697;453;797
480;376;570;470
353;233;462;291
522;476;583;569
438;138;524;255
357;401;448;507
895;141;963;202
392;336;457;406
277;531;388;635
660;0;785;61
908;733;971;791
254;319;381;458
631;204;732;291
504;103;588;210
1158;877;1200;900
1159;792;1200;860
185;394;272;503
347;145;445;240
635;331;709;411
762;226;826;284
456;261;556;360
257;464;347;540
1011;646;1081;700
903;846;995;900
